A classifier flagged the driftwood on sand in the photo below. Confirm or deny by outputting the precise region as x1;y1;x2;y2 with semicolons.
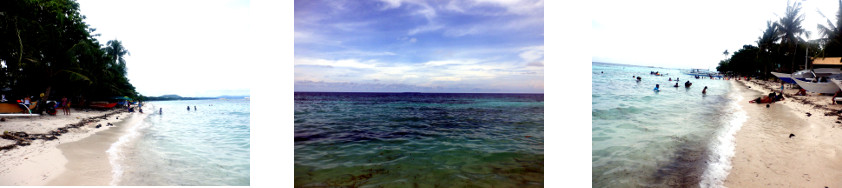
0;110;124;151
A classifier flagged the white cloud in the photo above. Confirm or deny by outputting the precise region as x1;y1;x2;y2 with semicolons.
408;23;443;35
379;0;404;9
294;58;378;69
519;46;544;63
423;59;480;66
432;76;462;81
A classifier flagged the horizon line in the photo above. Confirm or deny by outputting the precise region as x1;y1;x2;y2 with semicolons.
293;91;544;94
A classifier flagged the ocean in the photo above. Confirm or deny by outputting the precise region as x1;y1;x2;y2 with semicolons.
294;92;544;187
107;99;250;186
592;62;746;187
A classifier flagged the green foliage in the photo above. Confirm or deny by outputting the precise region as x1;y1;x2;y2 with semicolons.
718;1;827;77
727;45;761;75
818;0;842;57
0;0;139;111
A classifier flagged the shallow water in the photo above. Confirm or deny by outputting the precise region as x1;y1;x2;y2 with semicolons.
294;92;544;187
592;62;743;187
109;99;250;186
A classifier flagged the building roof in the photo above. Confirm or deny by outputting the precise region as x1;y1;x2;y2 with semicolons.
812;57;842;65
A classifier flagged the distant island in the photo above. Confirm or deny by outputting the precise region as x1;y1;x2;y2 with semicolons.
143;94;249;101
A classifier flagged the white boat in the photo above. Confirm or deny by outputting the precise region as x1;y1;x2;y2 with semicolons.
829;78;842;93
772;68;842;84
793;76;841;94
771;71;797;84
682;69;718;77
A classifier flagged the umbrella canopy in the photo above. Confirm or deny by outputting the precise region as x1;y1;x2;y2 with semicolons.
112;96;133;101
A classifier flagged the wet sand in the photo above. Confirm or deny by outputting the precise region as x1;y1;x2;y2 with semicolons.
46;112;144;185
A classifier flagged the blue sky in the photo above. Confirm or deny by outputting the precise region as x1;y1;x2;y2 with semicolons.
294;0;544;93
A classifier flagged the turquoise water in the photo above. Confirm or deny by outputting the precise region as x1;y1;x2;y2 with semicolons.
108;99;250;186
294;92;543;187
592;62;745;187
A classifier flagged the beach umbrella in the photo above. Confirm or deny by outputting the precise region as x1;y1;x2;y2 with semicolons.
112;96;133;102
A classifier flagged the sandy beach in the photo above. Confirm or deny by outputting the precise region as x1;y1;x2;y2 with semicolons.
726;79;842;187
0;106;148;186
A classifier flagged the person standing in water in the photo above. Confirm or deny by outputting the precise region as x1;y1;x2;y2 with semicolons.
702;86;708;94
187;106;191;111
193;106;197;111
160;108;163;114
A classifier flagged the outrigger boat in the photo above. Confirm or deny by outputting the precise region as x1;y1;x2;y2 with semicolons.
0;102;40;117
771;68;842;84
792;74;842;94
89;101;118;108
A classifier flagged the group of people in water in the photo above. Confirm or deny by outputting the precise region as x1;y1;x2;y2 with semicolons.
648;76;707;94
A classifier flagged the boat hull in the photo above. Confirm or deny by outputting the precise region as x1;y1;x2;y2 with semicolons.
771;72;797;84
793;78;840;94
830;79;842;93
89;102;118;108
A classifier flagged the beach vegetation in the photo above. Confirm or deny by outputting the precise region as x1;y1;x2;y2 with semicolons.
818;0;842;57
718;1;823;77
0;0;140;113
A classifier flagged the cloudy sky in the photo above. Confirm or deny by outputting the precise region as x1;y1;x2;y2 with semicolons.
294;0;544;93
76;0;251;97
592;0;840;70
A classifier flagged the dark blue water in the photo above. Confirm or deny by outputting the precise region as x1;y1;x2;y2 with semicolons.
294;92;544;187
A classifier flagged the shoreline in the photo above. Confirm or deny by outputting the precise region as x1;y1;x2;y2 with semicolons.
46;111;148;185
725;79;842;187
0;106;146;186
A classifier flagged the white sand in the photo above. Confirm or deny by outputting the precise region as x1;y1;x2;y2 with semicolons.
0;106;145;186
725;79;842;187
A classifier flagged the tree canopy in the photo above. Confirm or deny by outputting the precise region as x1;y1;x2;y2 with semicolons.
718;1;823;77
0;0;140;111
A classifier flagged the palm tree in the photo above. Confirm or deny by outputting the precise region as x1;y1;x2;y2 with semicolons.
104;39;130;75
758;20;780;76
775;1;810;72
818;0;842;57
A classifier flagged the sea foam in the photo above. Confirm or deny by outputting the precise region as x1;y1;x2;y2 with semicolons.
106;109;151;186
699;83;747;187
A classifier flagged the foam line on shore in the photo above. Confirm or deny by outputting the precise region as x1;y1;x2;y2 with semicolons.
699;81;748;187
106;105;152;186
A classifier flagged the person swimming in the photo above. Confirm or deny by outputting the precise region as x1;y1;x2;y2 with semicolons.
673;82;679;87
